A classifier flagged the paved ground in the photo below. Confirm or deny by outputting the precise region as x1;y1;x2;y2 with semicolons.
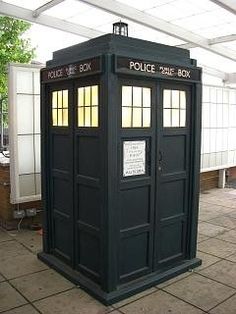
0;188;236;313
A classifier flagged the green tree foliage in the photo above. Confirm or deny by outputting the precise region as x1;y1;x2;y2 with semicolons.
0;16;35;126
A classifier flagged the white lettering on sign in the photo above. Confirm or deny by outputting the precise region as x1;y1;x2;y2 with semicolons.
66;65;77;76
47;69;63;80
129;61;155;73
126;59;192;79
79;62;91;73
123;141;146;177
160;66;175;76
178;69;191;78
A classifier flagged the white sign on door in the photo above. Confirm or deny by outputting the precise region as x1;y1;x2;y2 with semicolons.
123;140;146;177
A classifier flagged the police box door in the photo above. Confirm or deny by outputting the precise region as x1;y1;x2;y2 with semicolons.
154;83;191;269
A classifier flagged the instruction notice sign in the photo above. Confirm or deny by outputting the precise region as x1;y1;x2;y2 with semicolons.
123;141;146;177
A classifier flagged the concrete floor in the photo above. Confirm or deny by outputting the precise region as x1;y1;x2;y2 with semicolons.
0;188;236;314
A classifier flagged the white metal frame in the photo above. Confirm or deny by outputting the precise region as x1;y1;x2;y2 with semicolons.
8;63;43;204
1;0;236;83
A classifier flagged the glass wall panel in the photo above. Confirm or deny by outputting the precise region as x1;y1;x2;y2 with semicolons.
17;95;34;134
18;135;34;174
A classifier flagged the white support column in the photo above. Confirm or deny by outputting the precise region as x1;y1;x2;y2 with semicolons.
218;169;226;188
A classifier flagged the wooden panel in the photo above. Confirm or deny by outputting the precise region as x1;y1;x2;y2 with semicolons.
200;171;218;191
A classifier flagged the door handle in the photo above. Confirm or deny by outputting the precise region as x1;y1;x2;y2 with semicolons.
159;151;163;162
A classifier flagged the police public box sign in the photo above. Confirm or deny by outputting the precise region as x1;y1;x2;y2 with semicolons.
116;56;201;81
41;57;101;82
123;141;146;177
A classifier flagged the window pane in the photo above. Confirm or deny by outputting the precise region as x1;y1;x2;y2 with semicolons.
180;91;186;109
78;88;84;106
143;108;151;127
133;108;142;127
57;91;63;108
143;88;151;107
122;107;132;127
172;109;179;127
78;107;84;126
133;87;142;107
58;109;63;126
92;85;98;106
85;86;91;106
172;90;179;108
84;107;91;126
180;109;186;127
122;86;132;107
163;90;171;108
92;107;98;127
52;109;57;126
52;92;57;108
63;90;68;108
164;109;171;127
63;109;68;126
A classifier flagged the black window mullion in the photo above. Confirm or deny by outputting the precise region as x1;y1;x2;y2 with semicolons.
90;86;92;127
141;87;144;127
131;87;134;127
83;87;85;127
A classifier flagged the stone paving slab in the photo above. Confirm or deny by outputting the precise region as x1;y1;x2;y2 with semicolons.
8;230;42;254
2;304;40;314
199;260;236;289
0;228;13;243
0;281;27;313
209;294;236;314
0;273;6;283
0;241;31;259
198;238;236;258
119;290;205;314
196;251;221;271
228;210;236;219
216;229;236;244
198;211;223;222
33;288;112;314
0;253;48;280
225;253;236;262
10;269;74;302
197;234;209;243
198;222;229;237
163;273;235;311
208;216;236;229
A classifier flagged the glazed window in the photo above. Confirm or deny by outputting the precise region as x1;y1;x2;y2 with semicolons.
122;86;151;128
163;89;186;127
77;85;99;127
52;90;68;127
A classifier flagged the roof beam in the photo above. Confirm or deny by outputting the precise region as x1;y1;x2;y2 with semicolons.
177;34;236;49
200;64;227;80
0;2;103;38
33;0;65;18
226;72;236;84
210;0;236;15
79;0;236;61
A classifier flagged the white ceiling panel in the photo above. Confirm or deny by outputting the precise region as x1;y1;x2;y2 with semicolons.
1;0;236;77
2;0;49;10
45;0;92;19
116;0;176;11
69;7;117;27
190;47;236;73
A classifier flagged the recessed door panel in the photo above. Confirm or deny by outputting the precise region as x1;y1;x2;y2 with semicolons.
155;84;191;268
